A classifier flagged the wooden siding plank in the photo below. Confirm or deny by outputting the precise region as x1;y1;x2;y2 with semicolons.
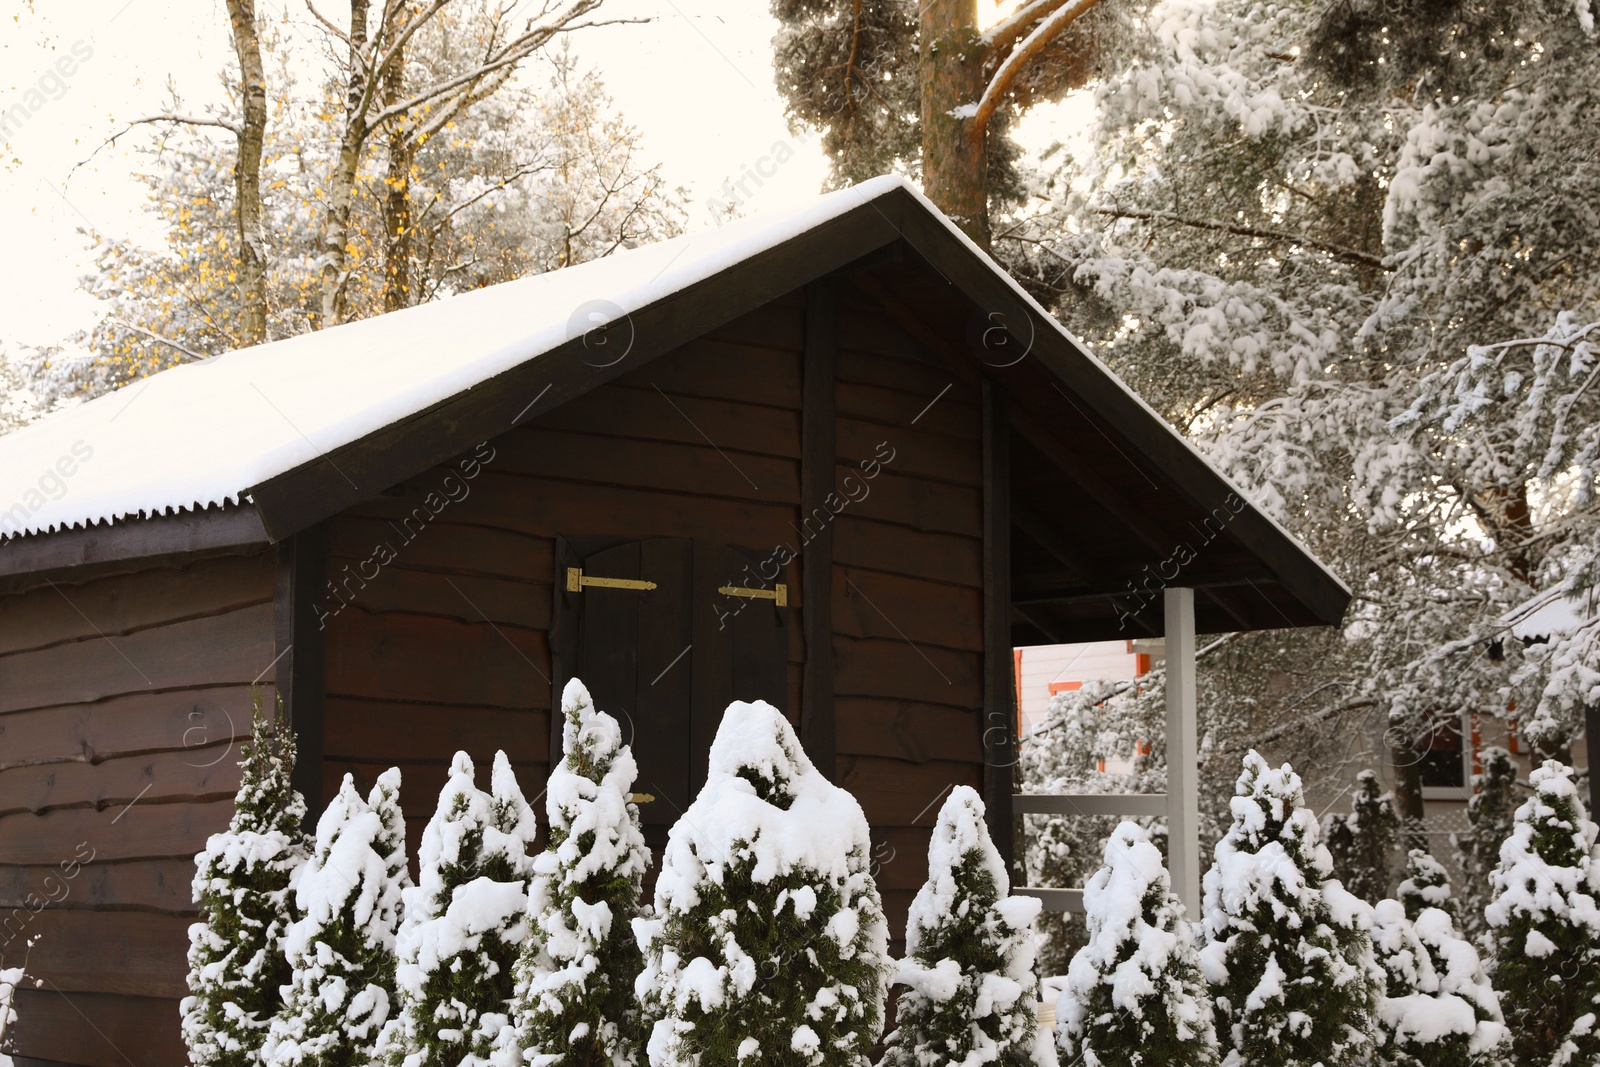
16;910;189;998
835;381;979;440
0;604;277;715
837;755;983;826
835;416;980;487
491;427;800;505
0;687;256;771
0;859;197;914
0;801;232;865
0;745;241;818
321;569;552;632
0;553;274;658
327;518;554;583
534;384;802;459
832;636;981;707
325;611;550;708
832;517;982;588
10;989;185;1067
832;568;984;652
834;698;981;765
626;337;803;408
323;699;549;764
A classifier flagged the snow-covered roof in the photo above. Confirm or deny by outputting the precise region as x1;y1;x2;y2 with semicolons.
0;174;1351;629
1503;586;1600;641
0;177;916;541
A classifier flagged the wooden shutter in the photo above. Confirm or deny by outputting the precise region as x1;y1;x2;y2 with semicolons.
552;537;789;851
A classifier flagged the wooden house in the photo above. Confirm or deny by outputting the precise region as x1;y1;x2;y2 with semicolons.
0;176;1349;1066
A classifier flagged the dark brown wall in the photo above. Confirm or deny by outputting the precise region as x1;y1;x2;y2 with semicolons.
0;550;277;1067
0;284;989;1065
320;288;987;940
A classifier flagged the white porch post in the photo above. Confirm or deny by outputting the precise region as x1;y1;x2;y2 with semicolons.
1165;586;1200;916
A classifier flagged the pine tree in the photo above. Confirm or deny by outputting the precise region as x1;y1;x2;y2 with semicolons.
264;770;410;1067
1058;820;1217;1067
503;679;650;1067
880;786;1056;1067
1328;770;1400;903
634;700;889;1067
1370;898;1505;1067
1199;751;1379;1067
1397;850;1455;923
385;752;537;1067
182;693;312;1067
1456;746;1518;942
1487;759;1600;1066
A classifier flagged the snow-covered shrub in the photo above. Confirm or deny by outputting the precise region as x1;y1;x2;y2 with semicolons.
880;785;1055;1067
264;769;410;1067
384;752;536;1067
1199;751;1379;1067
1370;898;1504;1066
634;700;888;1066
0;937;38;1067
1486;759;1600;1066
183;693;312;1067
1326;770;1399;904
1455;746;1517;942
1058;820;1217;1067
503;679;651;1067
1397;850;1455;923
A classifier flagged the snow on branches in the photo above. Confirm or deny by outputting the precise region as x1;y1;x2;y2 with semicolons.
1486;760;1600;1066
1199;751;1379;1066
1059;821;1217;1067
634;700;888;1067
183;692;311;1067
264;770;410;1067
880;785;1056;1067
384;752;537;1067
504;679;651;1067
1370;898;1504;1066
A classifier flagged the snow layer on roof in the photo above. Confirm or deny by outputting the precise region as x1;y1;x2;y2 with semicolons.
0;176;907;540
0;172;1345;600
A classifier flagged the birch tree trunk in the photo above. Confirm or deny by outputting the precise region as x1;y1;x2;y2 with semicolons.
380;7;414;314
225;0;268;345
319;0;372;329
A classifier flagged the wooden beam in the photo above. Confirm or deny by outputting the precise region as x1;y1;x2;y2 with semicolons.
1165;586;1200;915
800;281;839;781
0;505;268;584
274;522;329;818
982;381;1016;872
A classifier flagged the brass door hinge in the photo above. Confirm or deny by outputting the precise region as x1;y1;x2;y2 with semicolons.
718;583;788;607
567;567;658;593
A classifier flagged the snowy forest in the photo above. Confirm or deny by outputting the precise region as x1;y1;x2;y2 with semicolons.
3;0;1600;1062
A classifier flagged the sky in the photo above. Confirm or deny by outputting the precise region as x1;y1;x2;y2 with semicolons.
0;0;1078;350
